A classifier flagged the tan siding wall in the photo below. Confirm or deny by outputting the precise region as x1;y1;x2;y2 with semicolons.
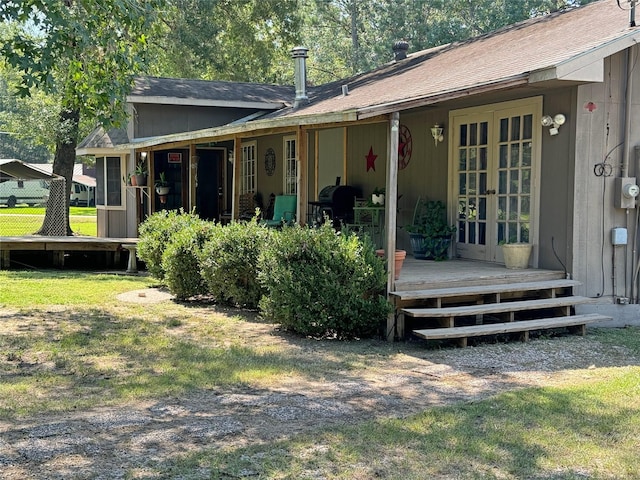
317;128;344;193
573;48;640;299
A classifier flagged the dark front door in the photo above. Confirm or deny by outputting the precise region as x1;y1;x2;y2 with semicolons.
196;149;223;221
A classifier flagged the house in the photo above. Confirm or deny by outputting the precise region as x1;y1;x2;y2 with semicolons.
78;0;640;338
76;76;293;236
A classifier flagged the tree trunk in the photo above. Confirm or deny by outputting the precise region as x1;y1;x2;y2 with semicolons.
37;107;79;236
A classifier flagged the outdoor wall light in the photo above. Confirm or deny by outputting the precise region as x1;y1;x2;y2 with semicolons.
431;124;444;146
541;114;566;136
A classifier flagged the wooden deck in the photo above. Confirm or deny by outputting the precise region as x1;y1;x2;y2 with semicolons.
0;236;139;269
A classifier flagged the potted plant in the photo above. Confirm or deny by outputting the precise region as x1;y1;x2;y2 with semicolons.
405;199;456;260
371;187;385;205
132;160;147;186
154;172;170;203
500;240;532;269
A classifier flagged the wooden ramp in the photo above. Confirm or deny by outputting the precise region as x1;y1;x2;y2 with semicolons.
390;278;612;346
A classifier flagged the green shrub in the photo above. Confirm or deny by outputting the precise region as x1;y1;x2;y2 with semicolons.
161;219;216;300
137;209;203;280
258;223;390;339
200;220;271;308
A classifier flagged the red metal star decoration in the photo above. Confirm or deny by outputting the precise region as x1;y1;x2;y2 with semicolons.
365;146;378;172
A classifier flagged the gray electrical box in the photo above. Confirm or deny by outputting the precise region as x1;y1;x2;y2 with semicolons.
614;177;639;209
612;227;628;245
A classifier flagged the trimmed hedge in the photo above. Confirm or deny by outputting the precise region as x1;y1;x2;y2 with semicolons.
200;219;271;308
137;209;203;280
258;223;390;339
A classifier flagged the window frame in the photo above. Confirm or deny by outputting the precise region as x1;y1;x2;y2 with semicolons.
95;155;126;210
241;141;257;195
283;136;297;195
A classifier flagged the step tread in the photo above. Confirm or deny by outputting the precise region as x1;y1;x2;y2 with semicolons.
391;279;580;301
402;296;594;318
412;314;612;340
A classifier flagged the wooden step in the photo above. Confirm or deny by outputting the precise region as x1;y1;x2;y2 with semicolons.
391;279;580;305
402;296;593;319
412;313;612;347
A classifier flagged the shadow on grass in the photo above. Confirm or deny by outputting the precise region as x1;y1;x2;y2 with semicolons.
161;374;640;479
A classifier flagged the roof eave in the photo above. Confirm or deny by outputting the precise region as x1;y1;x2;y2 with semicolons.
76;147;128;156
530;29;640;84
116;110;359;150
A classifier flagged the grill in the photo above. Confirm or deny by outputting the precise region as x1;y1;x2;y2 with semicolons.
314;184;362;225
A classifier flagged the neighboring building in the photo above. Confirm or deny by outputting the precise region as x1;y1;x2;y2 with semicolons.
78;0;640;323
27;163;96;206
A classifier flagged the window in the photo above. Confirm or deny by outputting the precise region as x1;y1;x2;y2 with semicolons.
241;142;257;194
96;156;124;208
283;136;297;195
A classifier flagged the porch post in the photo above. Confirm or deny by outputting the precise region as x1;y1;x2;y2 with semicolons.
297;126;308;225
232;136;242;220
386;111;400;341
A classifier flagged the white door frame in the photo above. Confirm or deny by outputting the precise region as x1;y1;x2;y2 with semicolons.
448;96;543;267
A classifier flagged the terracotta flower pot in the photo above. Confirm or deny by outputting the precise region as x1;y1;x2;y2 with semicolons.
376;249;407;280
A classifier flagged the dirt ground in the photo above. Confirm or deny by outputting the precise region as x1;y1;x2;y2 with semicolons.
1;288;638;479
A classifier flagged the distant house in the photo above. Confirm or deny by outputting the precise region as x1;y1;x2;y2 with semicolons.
78;0;639;325
27;163;96;206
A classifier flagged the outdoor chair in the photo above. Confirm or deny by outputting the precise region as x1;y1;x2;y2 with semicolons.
262;195;297;228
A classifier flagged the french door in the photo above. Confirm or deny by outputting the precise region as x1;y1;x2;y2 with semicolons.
451;98;541;264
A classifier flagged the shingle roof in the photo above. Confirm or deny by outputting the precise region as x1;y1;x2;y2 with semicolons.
129;76;294;107
272;0;638;119
76;127;129;151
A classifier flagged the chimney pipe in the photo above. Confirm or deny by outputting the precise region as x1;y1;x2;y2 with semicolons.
393;40;409;61
291;46;309;108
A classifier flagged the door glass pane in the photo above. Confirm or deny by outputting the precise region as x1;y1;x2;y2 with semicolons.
509;196;518;220
458;221;466;242
469;222;476;243
499;145;508;168
469;147;477;171
469;173;476;194
479;222;486;244
522;169;531;194
511;116;521;141
468;199;477;220
523;114;533;140
479;172;486;195
480;122;488;145
459;173;466;194
521;196;530;216
510;170;519;194
460;124;468;146
499;171;507;194
522;142;532;166
500;118;508;142
498;222;505;243
458;199;466;219
470;123;477;146
479;147;487;170
510;144;520;167
459;149;467;170
479;197;486;220
521;223;530;242
498;196;506;220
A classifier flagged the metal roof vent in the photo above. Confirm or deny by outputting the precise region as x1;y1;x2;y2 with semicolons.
291;46;309;108
393;40;410;61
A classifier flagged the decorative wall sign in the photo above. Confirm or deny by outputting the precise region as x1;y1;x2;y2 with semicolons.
168;152;182;163
398;124;413;170
264;148;276;176
365;146;378;172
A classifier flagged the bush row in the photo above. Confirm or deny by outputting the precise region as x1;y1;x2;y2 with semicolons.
137;211;391;339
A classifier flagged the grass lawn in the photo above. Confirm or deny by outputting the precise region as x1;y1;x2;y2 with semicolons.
0;205;97;236
0;270;639;479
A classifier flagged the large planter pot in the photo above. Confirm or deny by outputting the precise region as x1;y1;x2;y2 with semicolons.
501;243;532;269
376;249;406;280
409;233;451;260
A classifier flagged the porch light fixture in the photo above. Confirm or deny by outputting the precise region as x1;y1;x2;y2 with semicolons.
541;114;566;136
228;149;234;164
139;151;148;161
431;124;444;146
